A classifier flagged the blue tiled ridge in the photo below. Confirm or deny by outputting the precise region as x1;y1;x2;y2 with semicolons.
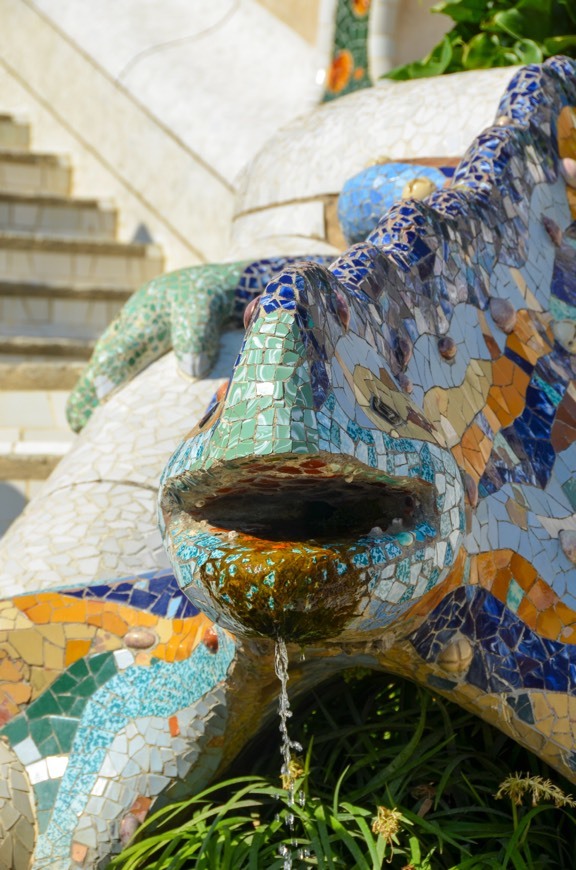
64;569;199;619
411;586;576;695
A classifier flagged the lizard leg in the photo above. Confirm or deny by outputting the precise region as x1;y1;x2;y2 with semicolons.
65;263;248;433
66;274;173;433
67;256;335;432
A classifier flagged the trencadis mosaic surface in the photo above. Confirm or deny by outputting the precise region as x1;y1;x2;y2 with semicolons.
1;57;576;868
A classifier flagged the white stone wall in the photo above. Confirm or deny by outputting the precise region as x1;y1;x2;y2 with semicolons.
0;0;451;268
230;66;518;259
0;0;327;268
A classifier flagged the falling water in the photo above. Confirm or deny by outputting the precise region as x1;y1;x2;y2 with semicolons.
274;638;305;869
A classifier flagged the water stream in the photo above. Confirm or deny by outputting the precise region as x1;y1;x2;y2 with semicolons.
274;639;308;868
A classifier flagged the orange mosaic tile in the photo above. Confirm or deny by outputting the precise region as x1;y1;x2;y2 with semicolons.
64;639;92;667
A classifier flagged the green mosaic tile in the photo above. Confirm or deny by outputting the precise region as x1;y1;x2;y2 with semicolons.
37;734;60;756
506;578;525;612
28;691;61;721
0;715;29;745
37;810;52;836
57;695;81;715
35;777;60;810
290;422;307;441
240;420;257;438
89;652;118;683
257;409;276;425
562;477;576;510
29;717;53;745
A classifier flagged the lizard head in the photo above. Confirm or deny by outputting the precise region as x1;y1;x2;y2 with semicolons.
159;260;465;643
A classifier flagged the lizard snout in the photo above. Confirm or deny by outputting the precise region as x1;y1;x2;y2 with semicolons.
162;454;440;642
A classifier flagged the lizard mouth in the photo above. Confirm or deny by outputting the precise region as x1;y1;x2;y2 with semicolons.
164;455;440;642
190;465;434;543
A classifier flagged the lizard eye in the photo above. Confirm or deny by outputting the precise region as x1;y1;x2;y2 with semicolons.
332;289;350;330
243;294;262;329
197;380;229;431
370;395;402;426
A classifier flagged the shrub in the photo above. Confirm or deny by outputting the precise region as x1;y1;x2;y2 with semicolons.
384;0;576;80
111;672;576;868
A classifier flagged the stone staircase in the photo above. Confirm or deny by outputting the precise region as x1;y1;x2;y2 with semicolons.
0;112;165;534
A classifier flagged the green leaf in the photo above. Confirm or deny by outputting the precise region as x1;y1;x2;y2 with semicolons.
409;834;422;863
512;38;544;63
490;0;553;42
543;34;576;54
462;32;505;69
432;0;494;25
384;35;453;80
559;0;576;27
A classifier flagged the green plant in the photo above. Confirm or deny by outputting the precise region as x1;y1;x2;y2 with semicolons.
111;673;576;869
384;0;576;80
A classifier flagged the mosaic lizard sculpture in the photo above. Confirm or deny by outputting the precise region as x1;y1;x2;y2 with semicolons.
1;57;576;869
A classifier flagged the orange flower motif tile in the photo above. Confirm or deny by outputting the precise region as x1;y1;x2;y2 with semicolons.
326;50;354;93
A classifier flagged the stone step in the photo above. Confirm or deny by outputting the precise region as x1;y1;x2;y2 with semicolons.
0;384;75;482
0;449;67;481
0;279;134;301
0;150;72;196
0;192;118;239
0;387;70;431
0;335;95;359
0;360;85;390
0;232;164;288
0;114;31;151
0;279;132;341
0;378;79;531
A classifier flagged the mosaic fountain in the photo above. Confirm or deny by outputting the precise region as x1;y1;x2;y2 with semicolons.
0;38;576;870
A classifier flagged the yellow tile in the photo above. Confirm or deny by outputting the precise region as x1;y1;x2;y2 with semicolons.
9;630;44;667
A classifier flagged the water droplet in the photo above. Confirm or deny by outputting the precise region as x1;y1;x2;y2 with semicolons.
275;639;309;867
278;844;292;870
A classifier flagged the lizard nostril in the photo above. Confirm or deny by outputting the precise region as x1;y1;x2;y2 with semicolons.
393;335;412;368
243;294;262;329
370;395;403;426
333;289;350;330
